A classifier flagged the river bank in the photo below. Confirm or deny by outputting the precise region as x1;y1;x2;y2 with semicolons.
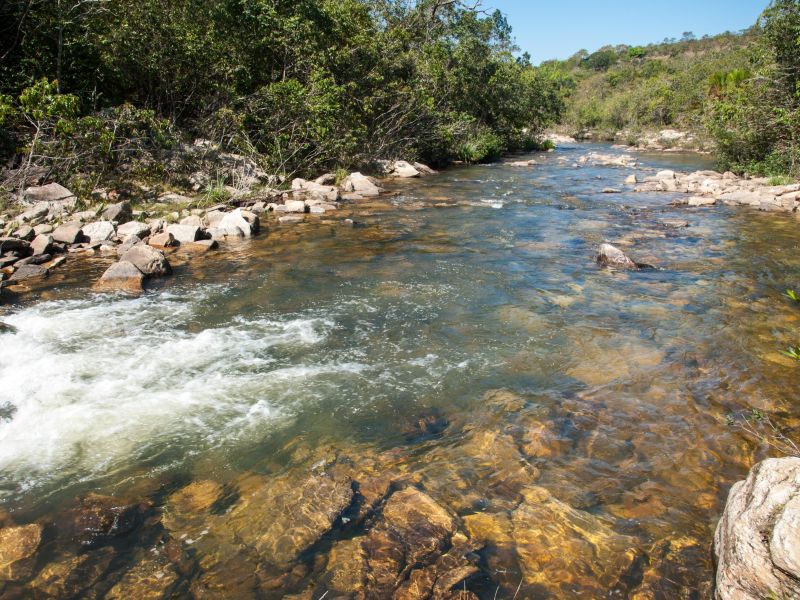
1;142;799;598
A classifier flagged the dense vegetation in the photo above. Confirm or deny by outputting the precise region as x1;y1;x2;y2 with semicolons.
0;0;567;195
553;0;800;178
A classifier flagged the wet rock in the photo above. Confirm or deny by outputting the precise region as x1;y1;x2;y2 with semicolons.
82;221;116;243
162;480;224;537
185;239;219;252
463;512;514;546
685;196;716;207
281;200;307;213
120;244;172;277
714;457;800;600
393;536;480;600
30;234;54;256
148;232;178;248
633;537;711;599
0;523;43;582
102;201;133;224
225;471;353;567
602;188;621;193
69;493;148;548
15;254;51;267
521;419;572;458
52;222;84;244
577;152;637;168
166;224;203;243
625;174;638;184
8;264;49;282
508;159;537;167
28;547;114;599
0;238;31;253
596;243;639;269
117;221;151;240
381;160;421;178
104;550;180;600
660;219;689;229
512;486;641;595
0;322;18;334
94;261;145;293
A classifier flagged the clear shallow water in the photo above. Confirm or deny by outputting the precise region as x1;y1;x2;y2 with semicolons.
1;143;799;597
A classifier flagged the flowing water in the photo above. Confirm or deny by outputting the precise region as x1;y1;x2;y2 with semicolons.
1;143;799;598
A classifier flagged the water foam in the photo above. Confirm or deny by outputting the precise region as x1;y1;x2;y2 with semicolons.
0;288;337;499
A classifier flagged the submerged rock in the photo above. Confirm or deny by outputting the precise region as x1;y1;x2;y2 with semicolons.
714;457;800;600
69;493;148;548
225;471;353;567
597;243;643;269
28;547;114;598
104;550;180;600
0;523;43;582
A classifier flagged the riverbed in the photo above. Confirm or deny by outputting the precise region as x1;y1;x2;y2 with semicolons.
1;143;799;598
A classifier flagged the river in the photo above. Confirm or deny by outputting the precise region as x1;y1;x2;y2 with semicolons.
1;143;799;598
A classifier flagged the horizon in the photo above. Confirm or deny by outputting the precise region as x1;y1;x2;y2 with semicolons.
490;0;769;64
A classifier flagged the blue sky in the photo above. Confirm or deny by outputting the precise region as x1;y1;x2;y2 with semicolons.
490;0;769;64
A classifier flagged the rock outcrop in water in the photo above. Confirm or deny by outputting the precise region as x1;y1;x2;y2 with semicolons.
597;243;643;269
714;457;800;600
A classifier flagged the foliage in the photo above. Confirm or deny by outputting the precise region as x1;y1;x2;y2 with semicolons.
726;409;800;458
0;0;567;186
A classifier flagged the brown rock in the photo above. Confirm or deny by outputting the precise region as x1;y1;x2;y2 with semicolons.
0;523;43;582
104;551;180;600
8;264;49;282
162;480;224;537
30;234;54;256
0;238;31;253
148;232;178;248
120;244;172;277
28;547;114;598
69;493;148;547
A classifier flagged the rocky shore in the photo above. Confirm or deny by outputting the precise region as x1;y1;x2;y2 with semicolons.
0;158;434;296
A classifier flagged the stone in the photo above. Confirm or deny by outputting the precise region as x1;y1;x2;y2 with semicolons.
116;221;151;239
602;188;621;194
0;523;43;581
687;196;716;207
314;173;337;185
148;232;177;248
94;261;145;293
120;244;171;277
82;221;116;243
28;547;114;599
179;214;203;227
163;480;224;536
33;224;53;235
217;208;254;237
413;162;437;176
661;219;689;228
184;239;218;252
8;264;49;282
102;201;132;224
343;172;382;196
655;169;676;180
15;254;51;267
166;224;203;243
386;160;421;178
52;222;84;244
225;471;353;567
282;200;307;213
23;182;76;205
279;215;304;224
0;238;31;254
18;203;49;223
69;494;148;548
512;487;642;595
12;225;34;241
714;457;800;600
625;174;637;184
104;552;180;600
597;243;639;269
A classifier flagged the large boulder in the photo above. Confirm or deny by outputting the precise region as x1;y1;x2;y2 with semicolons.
82;221;116;243
52;222;84;245
8;264;49;283
119;244;171;277
342;172;382;197
217;208;254;237
714;458;800;600
0;238;31;254
93;261;145;293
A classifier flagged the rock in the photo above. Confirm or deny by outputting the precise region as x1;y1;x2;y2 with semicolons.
28;547;114;599
102;201;132;224
52;222;84;244
413;162;437;176
602;188;621;194
291;179;340;202
655;170;676;181
116;221;151;239
278;215;304;224
509;160;538;167
148;232;178;248
0;322;18;334
82;221;116;243
33;224;53;235
225;471;353;567
217;208;254;237
166;224;203;243
49;256;66;269
18;203;49;223
0;238;31;254
16;254;51;267
104;552;180;600
687;196;717;207
68;494;147;548
342;172;382;197
597;243;639;269
8;264;49;282
625;174;638;184
157;192;193;204
163;480;224;535
12;225;34;241
94;261;145;293
180;214;204;227
714;457;800;600
512;487;642;595
660;219;689;228
577;152;637;168
120;244;171;277
0;523;43;581
386;160;421;178
184;239;218;252
282;200;307;213
314;173;337;185
23;182;76;205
